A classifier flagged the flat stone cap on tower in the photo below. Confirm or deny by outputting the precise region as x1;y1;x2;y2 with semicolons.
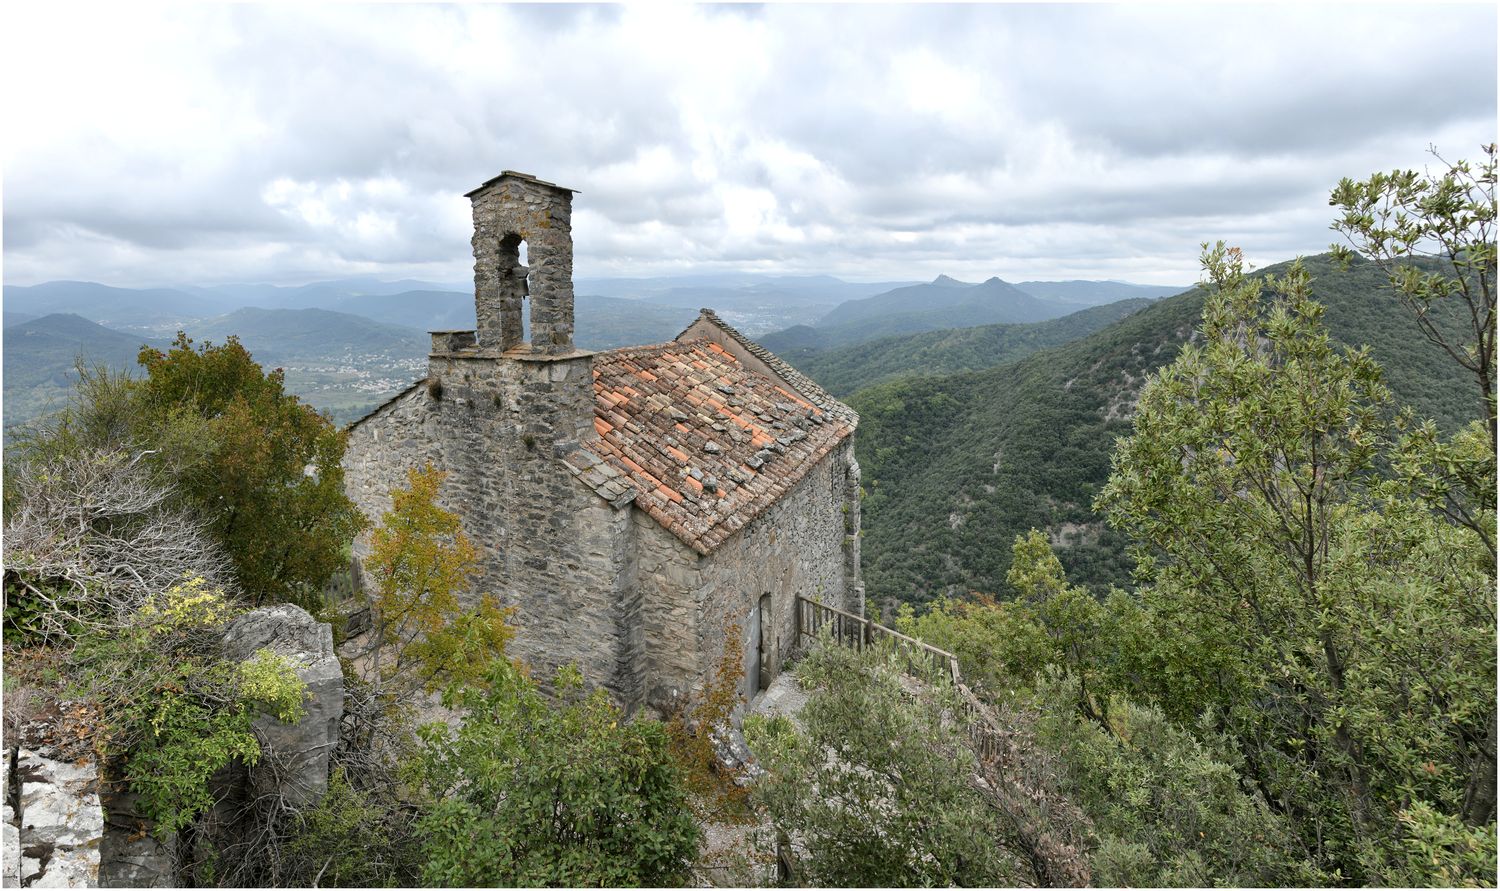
464;170;580;198
570;337;855;554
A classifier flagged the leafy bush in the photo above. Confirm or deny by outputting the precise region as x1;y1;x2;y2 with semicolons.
9;337;365;608
277;767;423;887
745;640;1026;887
72;578;309;836
359;465;513;697
1095;244;1496;883
1029;675;1325;887
417;661;699;887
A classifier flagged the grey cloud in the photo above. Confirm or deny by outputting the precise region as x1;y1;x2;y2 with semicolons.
2;3;1494;287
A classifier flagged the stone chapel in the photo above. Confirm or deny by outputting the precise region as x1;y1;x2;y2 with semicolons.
342;171;863;713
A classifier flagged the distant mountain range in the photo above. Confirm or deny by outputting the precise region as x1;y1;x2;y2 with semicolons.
781;298;1157;397
1011;280;1187;305
1;271;1188;432
758;275;1189;354
3;314;169;427
818;276;1065;329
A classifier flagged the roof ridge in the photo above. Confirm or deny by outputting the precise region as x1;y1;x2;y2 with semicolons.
688;308;858;427
344;379;424;432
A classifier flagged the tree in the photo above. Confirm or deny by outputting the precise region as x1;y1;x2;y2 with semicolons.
1025;673;1325;888
1330;144;1496;440
1095;244;1496;883
416;660;699;887
8;338;366;607
4;447;233;642
359;465;512;697
130;333;366;605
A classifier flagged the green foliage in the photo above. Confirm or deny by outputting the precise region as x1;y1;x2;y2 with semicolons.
3;576;59;645
894;594;1051;701
1330;143;1496;435
131;333;366;605
416;661;699;887
9;337;366;608
237;648;309;724
122;680;262;835
1094;244;1496;883
744;641;1024;887
1028;676;1325;887
73;577;310;838
895;530;1109;707
279;767;423;887
365;465;513;695
1386;801;1499;888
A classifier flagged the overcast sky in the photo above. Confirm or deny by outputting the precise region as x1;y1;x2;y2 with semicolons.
3;2;1495;288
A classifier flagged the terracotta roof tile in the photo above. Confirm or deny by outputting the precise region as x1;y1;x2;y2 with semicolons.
585;337;855;554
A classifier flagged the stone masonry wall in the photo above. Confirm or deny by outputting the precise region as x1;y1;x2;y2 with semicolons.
470;176;575;354
631;438;864;711
343;350;638;701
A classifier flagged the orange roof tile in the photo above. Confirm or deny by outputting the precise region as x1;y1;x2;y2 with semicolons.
586;337;855;554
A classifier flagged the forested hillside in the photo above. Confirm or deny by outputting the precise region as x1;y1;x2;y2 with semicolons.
2;314;167;426
783;298;1154;397
846;253;1478;608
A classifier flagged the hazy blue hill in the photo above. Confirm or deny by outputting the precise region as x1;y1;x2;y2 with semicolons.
755;324;829;358
816;276;1078;334
573;273;922;334
3;313;166;430
1013;279;1187;306
189;290;692;350
179;277;469;311
575;273;915;302
4;311;39;328
786;298;1155;397
573;295;696;348
185;307;428;361
3;281;228;331
330;290;476;332
849;254;1479;613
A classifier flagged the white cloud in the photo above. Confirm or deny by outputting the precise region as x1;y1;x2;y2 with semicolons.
1;2;1494;287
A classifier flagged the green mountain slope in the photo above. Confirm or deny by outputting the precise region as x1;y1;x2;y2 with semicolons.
848;254;1479;611
3;314;166;430
188;307;428;361
789;298;1155;397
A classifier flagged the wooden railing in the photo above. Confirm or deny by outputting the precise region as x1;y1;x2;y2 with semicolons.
793;594;1005;762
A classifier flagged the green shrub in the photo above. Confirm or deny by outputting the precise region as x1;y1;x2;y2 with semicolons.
417;661;699;887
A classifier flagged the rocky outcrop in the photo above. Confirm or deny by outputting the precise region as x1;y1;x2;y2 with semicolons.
96;605;345;887
219;604;344;807
95;787;173;889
